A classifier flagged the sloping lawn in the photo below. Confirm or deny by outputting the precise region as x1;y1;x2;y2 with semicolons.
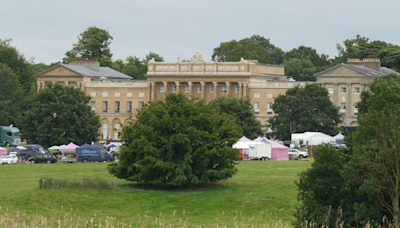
0;160;311;227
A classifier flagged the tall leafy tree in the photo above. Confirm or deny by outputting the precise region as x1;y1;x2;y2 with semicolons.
0;39;36;96
282;58;316;81
63;26;114;67
19;83;101;148
0;63;24;126
211;96;263;139
108;93;242;186
285;45;331;68
212;35;285;64
113;52;164;79
268;84;341;140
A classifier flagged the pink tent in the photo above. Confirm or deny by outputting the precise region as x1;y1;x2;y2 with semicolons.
59;142;79;152
252;137;289;161
0;147;7;158
238;136;252;142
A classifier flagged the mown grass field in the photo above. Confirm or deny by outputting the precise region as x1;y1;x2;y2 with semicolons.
0;160;311;227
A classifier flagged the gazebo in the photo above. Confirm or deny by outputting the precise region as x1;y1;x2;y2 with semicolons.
253;137;289;161
59;142;79;152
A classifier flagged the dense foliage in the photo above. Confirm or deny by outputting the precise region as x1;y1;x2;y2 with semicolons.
282;58;316;81
211;96;263;139
267;83;341;140
19;83;101;147
211;35;285;64
63;26;114;67
108;93;242;186
0;63;24;126
112;52;164;79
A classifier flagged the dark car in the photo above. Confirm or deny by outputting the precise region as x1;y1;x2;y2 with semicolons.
29;154;57;164
75;146;114;163
20;145;48;158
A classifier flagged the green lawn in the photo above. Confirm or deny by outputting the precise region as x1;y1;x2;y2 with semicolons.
0;160;311;227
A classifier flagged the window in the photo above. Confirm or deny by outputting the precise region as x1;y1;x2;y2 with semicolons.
354;105;358;116
171;86;177;93
340;103;346;115
267;102;273;115
6;132;12;136
114;123;120;139
159;86;164;93
196;86;201;93
354;87;360;94
327;87;333;94
234;86;239;93
91;101;95;111
184;86;189;93
341;87;346;94
127;101;132;113
102;101;108;113
139;101;144;109
221;86;227;93
209;86;214;93
114;102;120;114
254;102;260;115
102;123;108;139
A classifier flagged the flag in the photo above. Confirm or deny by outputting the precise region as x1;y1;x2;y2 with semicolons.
9;124;13;127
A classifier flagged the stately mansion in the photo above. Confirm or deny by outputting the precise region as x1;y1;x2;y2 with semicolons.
36;53;398;139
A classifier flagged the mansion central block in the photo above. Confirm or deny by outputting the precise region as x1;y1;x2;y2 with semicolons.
36;53;398;139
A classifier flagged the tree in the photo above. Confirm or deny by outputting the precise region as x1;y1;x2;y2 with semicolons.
211;96;263;139
0;63;24;126
212;35;285;64
267;84;341;140
112;52;164;79
352;80;400;228
285;45;331;68
63;26;113;67
32;63;49;74
282;58;316;81
107;93;242;186
356;73;400;115
19;83;101;148
0;39;36;96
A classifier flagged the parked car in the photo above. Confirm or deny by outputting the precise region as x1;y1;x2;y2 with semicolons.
289;149;309;158
1;155;18;164
75;146;114;163
29;154;57;164
20;144;48;158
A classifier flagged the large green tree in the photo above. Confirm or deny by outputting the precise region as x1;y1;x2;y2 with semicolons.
0;39;36;96
0;63;24;126
63;26;114;67
267;84;341;140
285;45;331;69
282;58;316;81
212;35;285;64
108;93;242;186
112;52;164;79
211;96;263;139
19;83;101;148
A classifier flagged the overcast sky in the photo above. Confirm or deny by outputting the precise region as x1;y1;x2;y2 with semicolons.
2;0;399;65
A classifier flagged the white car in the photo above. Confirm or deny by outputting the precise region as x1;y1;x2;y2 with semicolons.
289;149;309;158
1;155;18;164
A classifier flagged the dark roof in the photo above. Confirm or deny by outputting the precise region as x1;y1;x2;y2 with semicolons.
60;64;132;79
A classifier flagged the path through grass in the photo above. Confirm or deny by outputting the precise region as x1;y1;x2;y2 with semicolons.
0;160;311;227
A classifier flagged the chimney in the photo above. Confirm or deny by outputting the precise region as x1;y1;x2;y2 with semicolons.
70;59;100;71
346;58;381;72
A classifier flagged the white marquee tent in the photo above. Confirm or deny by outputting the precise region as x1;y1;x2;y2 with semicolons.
291;132;336;146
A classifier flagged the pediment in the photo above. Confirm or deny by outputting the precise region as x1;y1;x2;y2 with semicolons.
36;64;82;76
316;64;365;77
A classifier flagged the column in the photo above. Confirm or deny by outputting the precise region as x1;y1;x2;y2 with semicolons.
151;82;155;101
225;82;231;96
365;83;370;91
163;81;168;97
238;82;243;98
213;82;218;99
175;81;180;94
64;81;69;86
188;82;193;97
147;82;152;102
347;83;352;116
200;81;205;99
361;83;365;92
37;82;41;92
243;82;248;98
333;82;338;106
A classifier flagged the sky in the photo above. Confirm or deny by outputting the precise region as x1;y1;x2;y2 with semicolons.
2;0;399;65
